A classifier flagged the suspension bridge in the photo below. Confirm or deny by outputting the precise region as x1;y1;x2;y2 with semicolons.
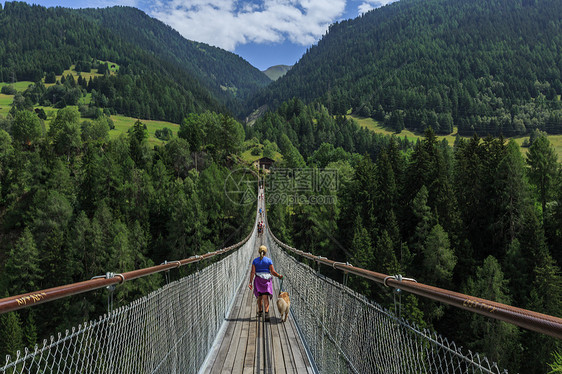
1;187;561;373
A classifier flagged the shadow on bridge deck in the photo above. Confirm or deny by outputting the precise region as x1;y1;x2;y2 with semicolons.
201;240;314;374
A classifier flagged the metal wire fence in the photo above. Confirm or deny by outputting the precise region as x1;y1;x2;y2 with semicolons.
1;187;510;374
267;233;508;374
1;228;256;374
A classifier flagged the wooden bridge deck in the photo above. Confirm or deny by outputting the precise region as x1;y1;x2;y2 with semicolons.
202;248;314;374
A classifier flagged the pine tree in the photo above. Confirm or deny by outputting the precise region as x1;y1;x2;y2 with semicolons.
218;115;245;159
68;211;89;278
502;239;529;306
527;135;558;221
422;224;456;287
31;190;73;254
12;110;43;147
110;220;136;304
374;230;399;275
164;138;192;179
520;246;562;374
353;155;377;235
5;227;42;295
465;256;521;372
129;119;150;168
0;129;13;198
178;113;204;153
375;151;396;215
550;169;562;266
0;309;24;359
167;179;202;260
349;214;374;297
411;185;433;264
23;311;37;348
48;106;81;157
529;250;562;318
548;351;562;374
496;141;530;245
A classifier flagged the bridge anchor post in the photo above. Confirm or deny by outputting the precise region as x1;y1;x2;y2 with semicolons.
383;274;418;320
90;271;125;316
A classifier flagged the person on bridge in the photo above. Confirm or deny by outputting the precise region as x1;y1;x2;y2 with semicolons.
248;245;283;321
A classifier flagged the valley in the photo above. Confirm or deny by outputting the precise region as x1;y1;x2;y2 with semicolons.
0;1;561;373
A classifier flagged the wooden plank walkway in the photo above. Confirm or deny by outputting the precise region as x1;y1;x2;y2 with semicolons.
202;242;314;374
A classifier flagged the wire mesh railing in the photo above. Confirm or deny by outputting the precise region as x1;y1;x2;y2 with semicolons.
3;178;559;374
266;231;507;374
1;227;257;374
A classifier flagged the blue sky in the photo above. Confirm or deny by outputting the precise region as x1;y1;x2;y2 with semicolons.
1;0;398;70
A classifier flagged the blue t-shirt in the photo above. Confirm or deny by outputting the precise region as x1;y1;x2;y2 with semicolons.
253;256;273;273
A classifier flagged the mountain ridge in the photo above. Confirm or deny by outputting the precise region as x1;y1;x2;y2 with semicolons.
249;0;562;136
262;65;292;81
76;6;271;105
0;1;271;120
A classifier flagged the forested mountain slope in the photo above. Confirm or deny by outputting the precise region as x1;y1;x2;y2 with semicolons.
249;0;562;136
0;2;269;120
258;100;562;373
77;6;270;105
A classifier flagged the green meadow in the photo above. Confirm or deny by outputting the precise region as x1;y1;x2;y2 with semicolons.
350;115;562;160
240;148;283;163
45;62;119;87
0;81;34;92
110;115;179;146
0;90;179;146
0;94;14;116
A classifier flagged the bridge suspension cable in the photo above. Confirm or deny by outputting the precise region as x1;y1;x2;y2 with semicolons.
0;230;253;316
267;227;562;340
265;228;509;373
0;211;260;373
2;182;560;374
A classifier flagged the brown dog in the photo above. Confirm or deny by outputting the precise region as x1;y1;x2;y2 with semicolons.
276;292;290;322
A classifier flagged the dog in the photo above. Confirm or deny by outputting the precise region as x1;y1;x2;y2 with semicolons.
276;292;290;322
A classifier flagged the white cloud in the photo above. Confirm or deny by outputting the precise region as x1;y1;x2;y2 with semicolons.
149;0;347;51
358;0;398;15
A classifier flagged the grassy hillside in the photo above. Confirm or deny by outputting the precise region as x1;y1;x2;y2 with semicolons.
0;82;178;146
0;81;34;91
351;115;562;159
0;94;15;116
240;147;283;164
110;114;179;146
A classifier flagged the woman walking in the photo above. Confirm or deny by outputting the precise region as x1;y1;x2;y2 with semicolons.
249;245;283;321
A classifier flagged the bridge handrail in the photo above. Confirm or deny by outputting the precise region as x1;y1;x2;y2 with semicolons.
0;227;255;316
267;227;562;340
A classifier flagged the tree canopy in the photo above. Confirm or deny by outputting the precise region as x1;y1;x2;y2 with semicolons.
249;0;562;136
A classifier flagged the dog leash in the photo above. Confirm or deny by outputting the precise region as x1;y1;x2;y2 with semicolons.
279;277;284;292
